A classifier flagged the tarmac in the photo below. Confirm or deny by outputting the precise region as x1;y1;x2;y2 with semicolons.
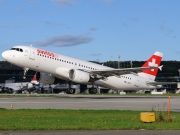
0;94;179;112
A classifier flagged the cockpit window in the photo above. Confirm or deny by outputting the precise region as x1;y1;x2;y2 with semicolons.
10;48;23;52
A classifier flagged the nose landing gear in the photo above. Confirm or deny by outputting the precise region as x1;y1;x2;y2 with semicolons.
23;67;29;79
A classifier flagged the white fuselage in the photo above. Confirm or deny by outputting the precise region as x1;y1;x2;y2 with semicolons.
2;46;159;90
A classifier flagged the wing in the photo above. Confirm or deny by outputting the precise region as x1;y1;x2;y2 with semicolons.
83;66;159;79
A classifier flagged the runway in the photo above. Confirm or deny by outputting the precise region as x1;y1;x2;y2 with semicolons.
0;94;179;112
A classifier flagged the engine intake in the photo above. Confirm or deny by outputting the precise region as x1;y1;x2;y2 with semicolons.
69;69;90;84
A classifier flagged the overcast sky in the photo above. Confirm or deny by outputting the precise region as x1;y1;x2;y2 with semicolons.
0;0;180;62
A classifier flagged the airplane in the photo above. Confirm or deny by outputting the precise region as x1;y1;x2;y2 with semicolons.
1;45;174;94
1;72;37;93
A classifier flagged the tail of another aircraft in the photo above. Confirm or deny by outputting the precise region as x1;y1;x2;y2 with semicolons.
138;52;163;81
31;72;39;85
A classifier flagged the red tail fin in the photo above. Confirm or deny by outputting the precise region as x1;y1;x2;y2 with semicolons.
139;52;163;80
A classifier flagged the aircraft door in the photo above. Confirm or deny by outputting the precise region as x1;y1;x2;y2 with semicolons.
29;47;35;60
134;76;139;87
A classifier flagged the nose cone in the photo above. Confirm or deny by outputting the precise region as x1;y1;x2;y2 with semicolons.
2;51;9;60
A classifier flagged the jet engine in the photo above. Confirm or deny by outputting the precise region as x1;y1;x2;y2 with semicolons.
36;72;55;84
55;67;71;80
69;69;90;84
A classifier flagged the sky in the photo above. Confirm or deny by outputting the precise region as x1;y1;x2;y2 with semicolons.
0;0;180;62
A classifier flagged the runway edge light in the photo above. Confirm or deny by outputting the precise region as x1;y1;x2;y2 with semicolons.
140;112;155;123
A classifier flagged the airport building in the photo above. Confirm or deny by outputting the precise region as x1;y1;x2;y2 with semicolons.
0;66;35;83
155;77;180;93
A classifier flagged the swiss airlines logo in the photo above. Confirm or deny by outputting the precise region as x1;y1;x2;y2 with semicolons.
37;49;58;58
37;49;55;57
142;54;162;76
148;58;158;72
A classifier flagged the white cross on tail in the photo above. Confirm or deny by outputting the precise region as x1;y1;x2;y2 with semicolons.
148;58;158;71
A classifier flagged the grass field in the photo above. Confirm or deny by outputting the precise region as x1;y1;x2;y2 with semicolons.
0;109;179;130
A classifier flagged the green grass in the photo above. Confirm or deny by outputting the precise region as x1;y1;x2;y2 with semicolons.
0;109;179;130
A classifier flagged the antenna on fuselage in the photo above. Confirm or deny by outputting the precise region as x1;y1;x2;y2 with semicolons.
130;61;133;68
118;54;121;68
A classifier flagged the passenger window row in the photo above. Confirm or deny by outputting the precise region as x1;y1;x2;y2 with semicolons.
120;76;131;80
37;54;97;70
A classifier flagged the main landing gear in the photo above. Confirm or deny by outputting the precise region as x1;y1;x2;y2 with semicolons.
66;88;75;94
88;85;98;94
89;87;98;94
65;82;75;94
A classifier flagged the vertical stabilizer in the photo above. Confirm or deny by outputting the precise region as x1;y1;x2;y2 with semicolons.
138;52;163;80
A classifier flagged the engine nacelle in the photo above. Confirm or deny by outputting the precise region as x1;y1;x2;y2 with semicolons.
56;67;71;80
36;72;55;84
69;69;90;84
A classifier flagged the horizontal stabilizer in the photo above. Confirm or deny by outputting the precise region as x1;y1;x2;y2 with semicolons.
158;65;163;71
